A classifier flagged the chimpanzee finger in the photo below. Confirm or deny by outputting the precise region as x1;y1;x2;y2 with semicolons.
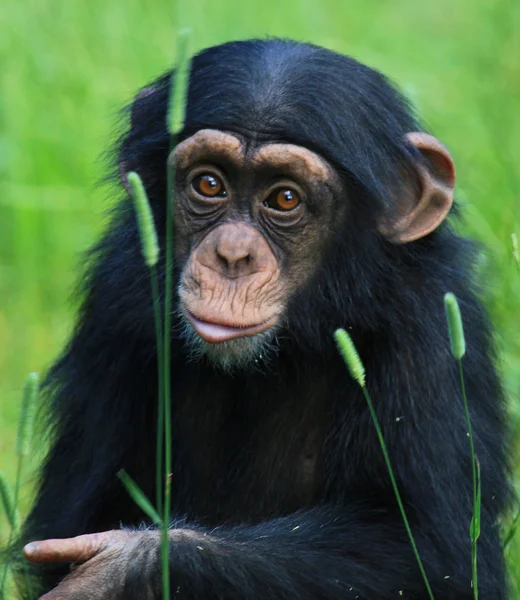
24;531;114;564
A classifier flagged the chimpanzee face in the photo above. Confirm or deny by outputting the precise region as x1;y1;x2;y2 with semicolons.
172;128;454;370
172;129;344;370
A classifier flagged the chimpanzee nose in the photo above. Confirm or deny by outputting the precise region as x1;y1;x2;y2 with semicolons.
199;223;262;278
216;244;252;277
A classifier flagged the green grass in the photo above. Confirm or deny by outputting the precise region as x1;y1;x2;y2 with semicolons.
0;0;519;595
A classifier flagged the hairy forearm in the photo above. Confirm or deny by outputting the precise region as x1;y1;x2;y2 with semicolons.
23;506;501;600
129;508;479;600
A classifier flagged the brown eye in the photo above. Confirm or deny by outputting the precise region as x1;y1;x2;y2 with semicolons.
192;174;227;198
264;188;301;212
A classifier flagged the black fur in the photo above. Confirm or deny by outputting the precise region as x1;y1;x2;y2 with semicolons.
19;39;509;599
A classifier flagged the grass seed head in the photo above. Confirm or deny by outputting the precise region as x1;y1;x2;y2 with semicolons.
334;328;366;387
127;171;159;267
444;293;466;360
167;28;192;136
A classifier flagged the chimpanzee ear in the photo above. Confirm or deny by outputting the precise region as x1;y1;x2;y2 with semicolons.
379;132;455;244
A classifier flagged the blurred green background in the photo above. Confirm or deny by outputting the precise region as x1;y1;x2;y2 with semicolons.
0;0;519;595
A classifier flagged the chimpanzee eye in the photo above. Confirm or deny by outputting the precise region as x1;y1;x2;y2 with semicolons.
192;174;227;198
264;188;301;212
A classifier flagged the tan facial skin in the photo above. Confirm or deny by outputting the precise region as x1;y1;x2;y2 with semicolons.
171;129;343;345
170;128;455;347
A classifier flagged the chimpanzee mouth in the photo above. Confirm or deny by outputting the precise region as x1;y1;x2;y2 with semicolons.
183;308;279;343
178;308;282;372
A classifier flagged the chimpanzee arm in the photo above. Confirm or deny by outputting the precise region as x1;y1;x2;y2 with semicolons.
30;498;501;600
125;501;499;600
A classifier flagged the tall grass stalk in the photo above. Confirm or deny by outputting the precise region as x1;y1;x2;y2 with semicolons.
0;373;39;596
334;328;436;600
126;171;165;516
127;169;171;599
157;28;191;600
153;267;165;517
444;292;480;600
124;27;191;599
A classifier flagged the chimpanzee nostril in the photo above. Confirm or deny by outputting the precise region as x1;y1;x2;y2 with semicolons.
215;246;254;277
216;251;229;271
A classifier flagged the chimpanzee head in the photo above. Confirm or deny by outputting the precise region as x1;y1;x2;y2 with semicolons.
119;39;455;370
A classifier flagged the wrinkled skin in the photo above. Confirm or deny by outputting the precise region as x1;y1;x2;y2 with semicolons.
26;531;157;600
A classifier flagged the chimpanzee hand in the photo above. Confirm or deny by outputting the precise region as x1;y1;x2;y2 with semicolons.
24;530;159;600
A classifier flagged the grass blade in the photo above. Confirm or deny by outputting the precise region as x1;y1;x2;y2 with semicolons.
118;470;162;525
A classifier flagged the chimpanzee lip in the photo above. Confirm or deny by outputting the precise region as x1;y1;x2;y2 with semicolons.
183;308;279;343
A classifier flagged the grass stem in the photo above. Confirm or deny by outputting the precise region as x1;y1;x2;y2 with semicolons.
160;29;191;599
151;268;165;515
445;293;479;599
335;328;435;600
459;360;479;600
359;384;436;600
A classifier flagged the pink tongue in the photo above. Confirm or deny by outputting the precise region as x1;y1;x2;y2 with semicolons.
191;319;249;343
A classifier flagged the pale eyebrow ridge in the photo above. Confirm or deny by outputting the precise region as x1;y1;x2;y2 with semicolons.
251;144;333;181
173;130;245;169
